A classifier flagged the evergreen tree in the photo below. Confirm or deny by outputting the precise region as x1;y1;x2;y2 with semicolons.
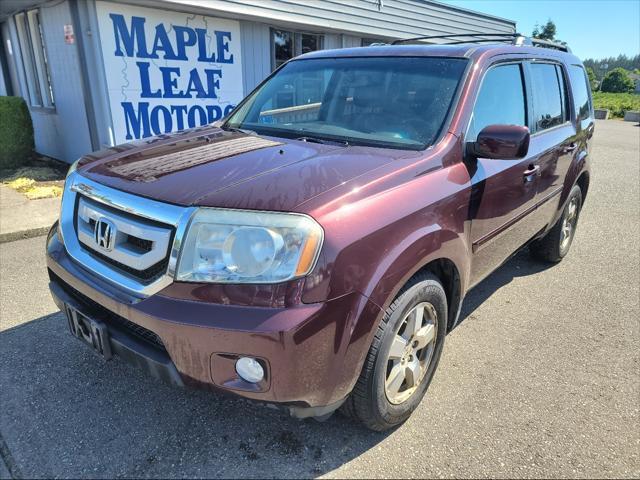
583;55;640;81
532;20;557;41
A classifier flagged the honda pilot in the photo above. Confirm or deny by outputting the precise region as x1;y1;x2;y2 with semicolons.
47;35;593;430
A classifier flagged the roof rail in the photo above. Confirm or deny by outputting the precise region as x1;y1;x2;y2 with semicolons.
529;37;571;52
390;33;571;52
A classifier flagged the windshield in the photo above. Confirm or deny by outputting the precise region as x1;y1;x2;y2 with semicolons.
225;56;468;150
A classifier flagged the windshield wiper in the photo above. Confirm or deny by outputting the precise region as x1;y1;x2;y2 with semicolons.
296;136;349;147
220;125;257;135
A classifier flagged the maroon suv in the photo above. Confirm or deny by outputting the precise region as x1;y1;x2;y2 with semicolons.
46;36;593;431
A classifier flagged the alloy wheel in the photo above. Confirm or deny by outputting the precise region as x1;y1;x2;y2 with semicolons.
384;302;438;405
560;196;579;251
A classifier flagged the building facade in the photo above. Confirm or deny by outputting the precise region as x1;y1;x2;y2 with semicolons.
0;0;515;163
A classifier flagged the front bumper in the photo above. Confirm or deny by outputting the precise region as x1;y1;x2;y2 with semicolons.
46;227;381;417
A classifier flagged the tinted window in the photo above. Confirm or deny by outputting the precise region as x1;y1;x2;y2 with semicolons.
530;63;565;131
361;38;384;46
14;10;55;108
555;65;569;121
272;30;323;69
301;33;321;54
273;30;294;69
569;64;592;122
469;64;526;141
228;57;468;150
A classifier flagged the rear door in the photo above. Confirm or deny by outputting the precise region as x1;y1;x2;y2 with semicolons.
467;61;545;285
566;63;596;181
525;61;576;225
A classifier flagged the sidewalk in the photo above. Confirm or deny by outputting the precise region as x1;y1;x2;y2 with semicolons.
0;184;60;243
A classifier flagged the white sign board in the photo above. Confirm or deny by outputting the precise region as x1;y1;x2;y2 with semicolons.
64;24;74;44
96;1;243;144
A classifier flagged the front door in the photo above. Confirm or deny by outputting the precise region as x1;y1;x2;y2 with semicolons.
466;62;545;286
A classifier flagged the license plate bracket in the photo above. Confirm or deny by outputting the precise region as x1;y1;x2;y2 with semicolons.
65;305;112;360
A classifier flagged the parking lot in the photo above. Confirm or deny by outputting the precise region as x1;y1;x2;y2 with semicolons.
0;120;638;478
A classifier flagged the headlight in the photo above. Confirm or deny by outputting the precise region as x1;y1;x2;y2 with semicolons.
176;208;323;283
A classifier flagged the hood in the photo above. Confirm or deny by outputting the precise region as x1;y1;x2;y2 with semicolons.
78;126;417;212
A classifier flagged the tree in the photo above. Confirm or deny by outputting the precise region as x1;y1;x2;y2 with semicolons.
532;20;557;41
585;67;598;91
600;68;635;93
532;19;566;45
583;54;640;81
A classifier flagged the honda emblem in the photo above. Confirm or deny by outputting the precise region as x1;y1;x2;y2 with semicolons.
94;217;116;251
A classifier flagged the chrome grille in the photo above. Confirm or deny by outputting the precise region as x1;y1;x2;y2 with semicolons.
60;173;196;298
76;195;173;277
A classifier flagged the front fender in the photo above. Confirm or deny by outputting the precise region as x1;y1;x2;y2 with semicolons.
314;227;471;404
362;227;470;312
298;158;474;403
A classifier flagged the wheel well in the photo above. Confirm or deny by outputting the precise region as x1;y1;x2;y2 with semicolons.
576;171;590;202
418;258;462;332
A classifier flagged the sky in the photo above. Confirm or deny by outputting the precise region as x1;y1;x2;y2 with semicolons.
440;0;640;60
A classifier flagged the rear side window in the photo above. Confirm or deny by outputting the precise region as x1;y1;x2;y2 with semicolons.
555;65;569;121
529;63;566;132
468;63;526;141
568;64;593;123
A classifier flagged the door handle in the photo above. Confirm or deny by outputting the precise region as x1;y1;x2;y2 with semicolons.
564;143;578;153
523;165;540;183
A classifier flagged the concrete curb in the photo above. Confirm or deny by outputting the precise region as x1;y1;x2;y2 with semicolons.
0;226;50;244
623;110;640;122
1;185;59;244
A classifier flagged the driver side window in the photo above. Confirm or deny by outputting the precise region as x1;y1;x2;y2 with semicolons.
468;63;527;141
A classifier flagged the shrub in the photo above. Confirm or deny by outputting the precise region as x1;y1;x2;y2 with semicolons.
600;68;635;93
592;92;640;118
0;96;34;169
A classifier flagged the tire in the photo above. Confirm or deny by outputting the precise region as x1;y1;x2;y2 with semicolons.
530;185;583;263
340;272;447;431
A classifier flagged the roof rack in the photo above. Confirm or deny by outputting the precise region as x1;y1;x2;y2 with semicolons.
390;33;571;52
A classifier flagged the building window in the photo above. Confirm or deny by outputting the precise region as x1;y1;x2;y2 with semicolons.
271;29;323;70
14;9;55;108
361;38;385;46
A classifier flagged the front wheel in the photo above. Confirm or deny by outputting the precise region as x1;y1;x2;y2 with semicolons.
340;272;447;431
530;185;583;263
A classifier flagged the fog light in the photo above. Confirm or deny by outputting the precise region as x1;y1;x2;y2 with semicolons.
235;357;264;383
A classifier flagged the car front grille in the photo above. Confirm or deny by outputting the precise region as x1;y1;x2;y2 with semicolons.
82;247;171;282
75;195;175;283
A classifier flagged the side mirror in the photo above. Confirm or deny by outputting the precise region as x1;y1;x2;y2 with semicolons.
467;124;530;160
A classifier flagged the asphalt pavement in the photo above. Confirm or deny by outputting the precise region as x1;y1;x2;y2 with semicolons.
0;120;638;478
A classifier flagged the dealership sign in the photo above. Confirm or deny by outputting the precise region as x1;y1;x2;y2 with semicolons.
96;1;243;144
